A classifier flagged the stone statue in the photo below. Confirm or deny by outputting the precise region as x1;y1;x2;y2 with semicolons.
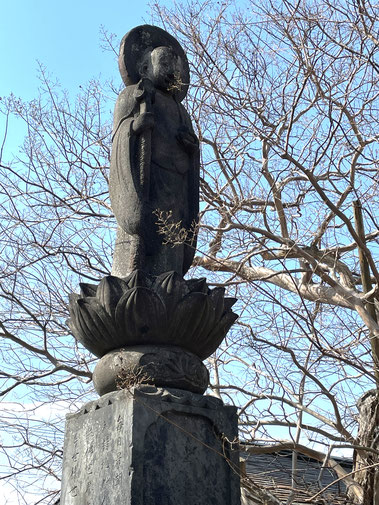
109;25;200;277
67;26;238;397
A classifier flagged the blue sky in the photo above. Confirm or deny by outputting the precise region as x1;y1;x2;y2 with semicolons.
0;0;160;99
0;0;174;162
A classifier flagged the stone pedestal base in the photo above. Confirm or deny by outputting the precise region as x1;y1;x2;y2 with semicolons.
60;386;241;505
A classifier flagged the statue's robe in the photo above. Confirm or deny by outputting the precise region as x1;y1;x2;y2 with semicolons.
110;84;200;277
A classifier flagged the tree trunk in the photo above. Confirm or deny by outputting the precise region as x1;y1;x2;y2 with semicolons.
352;390;379;505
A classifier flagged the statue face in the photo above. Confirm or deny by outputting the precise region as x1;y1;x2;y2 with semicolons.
146;47;183;93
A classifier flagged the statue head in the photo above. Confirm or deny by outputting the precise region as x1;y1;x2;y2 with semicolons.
139;46;183;94
118;25;190;101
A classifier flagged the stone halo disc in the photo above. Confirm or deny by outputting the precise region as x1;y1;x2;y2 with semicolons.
118;24;190;102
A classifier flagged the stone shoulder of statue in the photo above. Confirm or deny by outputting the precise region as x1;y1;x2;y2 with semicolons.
112;85;154;140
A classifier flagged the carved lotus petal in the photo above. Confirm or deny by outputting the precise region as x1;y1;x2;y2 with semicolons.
75;298;118;357
187;293;223;351
197;310;238;360
67;294;83;343
153;271;189;315
185;277;208;294
115;287;167;343
168;292;211;342
68;292;81;313
223;297;237;312
97;276;129;318
209;287;226;322
123;269;153;289
79;283;97;297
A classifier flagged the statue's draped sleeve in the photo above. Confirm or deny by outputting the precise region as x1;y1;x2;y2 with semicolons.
180;103;200;273
109;85;143;235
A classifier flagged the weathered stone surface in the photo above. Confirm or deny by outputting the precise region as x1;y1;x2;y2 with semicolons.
60;386;241;505
110;25;200;277
92;345;209;395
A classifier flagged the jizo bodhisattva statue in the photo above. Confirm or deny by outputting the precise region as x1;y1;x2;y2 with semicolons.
109;25;200;277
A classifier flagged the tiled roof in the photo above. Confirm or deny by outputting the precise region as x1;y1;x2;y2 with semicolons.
241;449;354;504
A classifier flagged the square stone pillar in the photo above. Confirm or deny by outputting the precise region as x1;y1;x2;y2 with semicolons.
60;386;241;505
